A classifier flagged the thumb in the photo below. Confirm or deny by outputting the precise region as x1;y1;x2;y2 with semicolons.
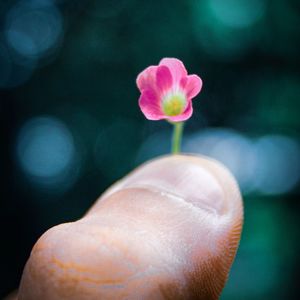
18;155;243;300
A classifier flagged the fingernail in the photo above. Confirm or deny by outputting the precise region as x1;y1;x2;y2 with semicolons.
112;155;225;213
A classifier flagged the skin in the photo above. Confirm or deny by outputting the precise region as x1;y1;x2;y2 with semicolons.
15;155;243;299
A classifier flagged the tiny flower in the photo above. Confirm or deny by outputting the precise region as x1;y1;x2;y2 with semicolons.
136;58;202;122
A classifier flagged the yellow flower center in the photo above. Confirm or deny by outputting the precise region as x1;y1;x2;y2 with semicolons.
162;93;186;116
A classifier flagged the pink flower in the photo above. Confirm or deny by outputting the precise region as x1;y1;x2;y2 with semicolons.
136;58;202;122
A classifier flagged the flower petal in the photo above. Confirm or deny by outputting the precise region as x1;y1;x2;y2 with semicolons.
183;74;203;99
156;65;173;93
136;65;158;92
179;76;188;89
138;89;164;120
167;101;193;122
159;58;187;83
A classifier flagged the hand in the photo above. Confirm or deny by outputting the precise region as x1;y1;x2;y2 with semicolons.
17;155;243;300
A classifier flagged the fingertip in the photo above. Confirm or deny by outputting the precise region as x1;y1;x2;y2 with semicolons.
92;154;243;298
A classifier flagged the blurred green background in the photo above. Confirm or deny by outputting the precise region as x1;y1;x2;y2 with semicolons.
0;0;299;298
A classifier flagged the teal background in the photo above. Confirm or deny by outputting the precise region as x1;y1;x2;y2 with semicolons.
0;0;299;298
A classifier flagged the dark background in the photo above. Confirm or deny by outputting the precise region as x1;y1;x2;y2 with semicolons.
1;0;300;299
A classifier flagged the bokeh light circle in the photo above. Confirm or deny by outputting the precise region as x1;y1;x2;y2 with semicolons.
254;135;300;195
16;116;79;191
5;0;63;58
208;0;267;28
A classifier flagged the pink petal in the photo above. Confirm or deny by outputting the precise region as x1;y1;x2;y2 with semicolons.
183;74;203;99
138;89;164;120
136;65;158;92
159;58;187;84
167;101;193;122
156;65;173;93
179;76;188;89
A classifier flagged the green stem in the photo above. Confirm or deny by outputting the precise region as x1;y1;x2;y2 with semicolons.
171;122;184;154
